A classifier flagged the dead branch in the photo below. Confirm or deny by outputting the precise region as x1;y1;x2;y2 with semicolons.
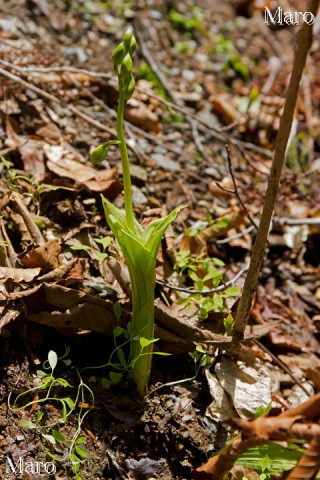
194;393;320;480
233;0;319;338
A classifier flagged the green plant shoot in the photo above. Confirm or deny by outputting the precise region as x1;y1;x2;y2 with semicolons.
90;30;183;396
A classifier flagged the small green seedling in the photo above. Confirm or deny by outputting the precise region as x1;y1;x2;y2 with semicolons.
174;251;240;319
9;348;94;479
90;30;183;396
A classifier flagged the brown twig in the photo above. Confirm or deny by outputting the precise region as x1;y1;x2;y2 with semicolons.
0;59;273;158
233;0;319;338
216;145;259;231
253;339;312;397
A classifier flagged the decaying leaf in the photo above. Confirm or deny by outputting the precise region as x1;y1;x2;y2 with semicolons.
205;354;272;421
19;239;61;273
19;283;117;334
0;266;41;282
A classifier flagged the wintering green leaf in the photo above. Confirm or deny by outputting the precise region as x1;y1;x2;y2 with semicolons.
235;443;303;473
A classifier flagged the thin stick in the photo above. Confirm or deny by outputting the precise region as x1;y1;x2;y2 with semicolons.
0;59;273;157
216;145;259;231
157;264;248;295
233;0;319;338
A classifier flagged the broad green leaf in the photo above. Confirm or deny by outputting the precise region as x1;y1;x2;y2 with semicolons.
140;337;151;348
236;443;303;473
52;429;69;443
113;326;124;337
75;436;87;445
224;313;234;335
63;397;75;411
116;348;126;367
56;378;73;388
223;286;241;297
199;307;209;319
212;257;225;267
61;402;67;421
97;252;108;261
102;378;112;389
75;445;88;459
213;293;223;309
113;302;122;322
62;359;72;366
36;411;44;423
95;236;112;251
69;453;81;466
40;375;54;389
261;455;270;472
48;350;58;371
109;371;123;384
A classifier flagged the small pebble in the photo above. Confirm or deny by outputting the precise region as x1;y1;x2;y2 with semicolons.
150;153;180;172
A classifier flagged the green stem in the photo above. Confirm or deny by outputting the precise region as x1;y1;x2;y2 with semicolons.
130;266;156;396
117;87;135;232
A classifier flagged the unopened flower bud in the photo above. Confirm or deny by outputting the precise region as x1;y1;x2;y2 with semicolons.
125;75;135;100
121;53;133;80
112;42;125;66
90;140;120;164
90;144;107;164
128;36;136;56
123;29;134;47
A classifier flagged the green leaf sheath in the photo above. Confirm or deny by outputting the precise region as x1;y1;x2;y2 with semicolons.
101;196;183;395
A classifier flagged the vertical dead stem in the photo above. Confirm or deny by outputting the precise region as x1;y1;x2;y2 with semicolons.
233;0;319;338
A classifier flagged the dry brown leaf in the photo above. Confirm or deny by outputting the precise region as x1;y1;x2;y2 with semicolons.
19;239;61;273
36;122;61;144
21;283;117;334
0;309;21;333
45;144;119;194
19;137;46;179
5;118;46;178
125;101;160;133
0;266;41;282
8;209;33;244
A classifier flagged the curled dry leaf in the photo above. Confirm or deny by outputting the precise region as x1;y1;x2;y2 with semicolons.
19;283;117;335
19;239;61;273
125;100;160;133
0;266;41;282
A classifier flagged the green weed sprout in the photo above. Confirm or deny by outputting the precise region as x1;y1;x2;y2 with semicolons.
90;30;183;396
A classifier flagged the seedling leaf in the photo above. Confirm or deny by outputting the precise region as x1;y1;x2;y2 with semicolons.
75;445;88;459
42;433;56;445
18;420;37;429
48;350;58;371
